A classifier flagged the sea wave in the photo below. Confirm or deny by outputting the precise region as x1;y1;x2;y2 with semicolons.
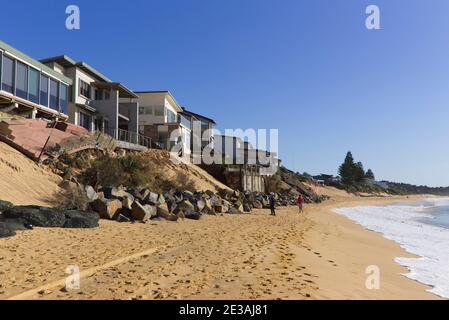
334;199;449;299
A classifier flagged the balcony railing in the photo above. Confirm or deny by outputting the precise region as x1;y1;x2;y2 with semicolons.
108;128;163;149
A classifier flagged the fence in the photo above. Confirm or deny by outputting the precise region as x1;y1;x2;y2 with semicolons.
108;128;163;149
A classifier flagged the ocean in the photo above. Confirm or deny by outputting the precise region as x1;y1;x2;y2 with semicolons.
334;198;449;299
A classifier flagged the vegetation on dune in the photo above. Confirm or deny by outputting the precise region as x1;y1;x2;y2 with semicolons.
51;151;197;194
380;182;449;196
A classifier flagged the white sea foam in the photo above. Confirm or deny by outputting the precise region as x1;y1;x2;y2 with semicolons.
333;198;449;299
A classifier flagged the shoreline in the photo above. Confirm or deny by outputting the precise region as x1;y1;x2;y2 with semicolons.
0;192;444;300
303;193;443;300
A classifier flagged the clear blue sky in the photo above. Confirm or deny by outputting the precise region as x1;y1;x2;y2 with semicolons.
2;0;449;186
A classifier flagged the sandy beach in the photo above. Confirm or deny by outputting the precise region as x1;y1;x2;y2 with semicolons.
0;188;441;300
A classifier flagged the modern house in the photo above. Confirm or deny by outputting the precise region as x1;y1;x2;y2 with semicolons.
179;107;216;153
0;40;71;121
136;91;191;155
39;55;145;149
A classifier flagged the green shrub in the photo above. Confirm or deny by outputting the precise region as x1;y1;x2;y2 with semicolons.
78;153;197;193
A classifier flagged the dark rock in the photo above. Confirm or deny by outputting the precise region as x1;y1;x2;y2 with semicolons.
209;195;222;207
163;193;175;203
100;187;114;198
252;200;263;209
116;214;131;223
173;191;184;203
228;207;240;214
184;209;201;221
128;188;145;201
63;210;99;228
131;201;156;222
118;207;133;218
183;190;194;198
24;224;34;230
0;222;15;238
214;204;229;214
4;206;66;227
140;189;151;201
243;202;252;213
1;218;28;231
0;200;13;213
166;199;177;213
175;200;194;213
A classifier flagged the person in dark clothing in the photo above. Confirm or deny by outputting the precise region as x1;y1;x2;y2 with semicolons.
269;193;276;216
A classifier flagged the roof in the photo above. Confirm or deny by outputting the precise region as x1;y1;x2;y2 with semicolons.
75;103;97;114
40;55;112;83
95;82;138;99
39;55;76;68
215;135;245;144
0;40;72;85
180;108;216;125
134;90;183;112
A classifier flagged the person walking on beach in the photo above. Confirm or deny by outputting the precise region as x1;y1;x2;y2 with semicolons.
269;193;276;216
297;194;305;213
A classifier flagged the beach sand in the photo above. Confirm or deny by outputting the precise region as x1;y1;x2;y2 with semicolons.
0;191;441;300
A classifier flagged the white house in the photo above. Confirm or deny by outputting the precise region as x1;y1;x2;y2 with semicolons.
40;55;141;147
136;91;191;156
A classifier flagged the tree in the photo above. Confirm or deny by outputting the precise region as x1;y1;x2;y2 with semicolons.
354;162;366;183
365;169;375;181
339;152;356;185
302;172;313;179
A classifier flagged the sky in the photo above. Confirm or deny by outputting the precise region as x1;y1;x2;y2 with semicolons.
2;0;449;186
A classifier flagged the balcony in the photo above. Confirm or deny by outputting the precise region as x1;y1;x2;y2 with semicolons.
109;128;163;151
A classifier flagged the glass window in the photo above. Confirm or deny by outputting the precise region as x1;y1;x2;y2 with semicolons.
167;108;177;123
179;114;191;129
154;106;164;116
145;107;152;115
79;112;91;130
60;84;68;114
28;67;40;104
1;55;14;94
104;90;110;100
40;74;49;107
79;80;91;99
15;61;28;99
95;89;103;100
49;78;59;110
139;107;145;115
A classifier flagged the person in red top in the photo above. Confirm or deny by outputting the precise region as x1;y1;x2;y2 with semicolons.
297;195;305;213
